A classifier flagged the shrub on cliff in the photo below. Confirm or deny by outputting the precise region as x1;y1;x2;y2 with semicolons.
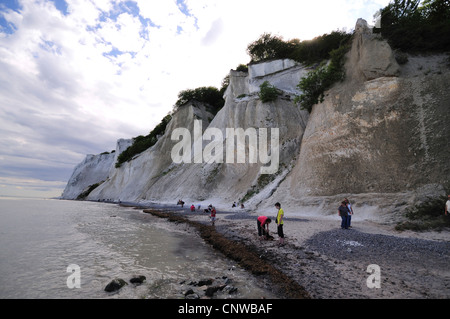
116;114;172;167
174;86;224;115
246;31;352;65
376;0;450;52
258;81;280;103
235;64;249;72
77;182;103;200
294;41;351;113
246;33;294;63
246;30;352;112
289;31;352;65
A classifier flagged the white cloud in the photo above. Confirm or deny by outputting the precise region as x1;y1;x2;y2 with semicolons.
0;176;67;198
96;12;145;52
136;0;189;29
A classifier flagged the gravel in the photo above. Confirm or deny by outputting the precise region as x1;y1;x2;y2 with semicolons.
306;228;449;263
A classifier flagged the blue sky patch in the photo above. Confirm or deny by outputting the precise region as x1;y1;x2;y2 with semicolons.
100;0;140;22
0;0;21;12
103;47;137;59
0;0;21;34
119;0;140;17
177;0;198;31
0;16;16;34
49;0;69;16
39;39;62;55
176;0;190;16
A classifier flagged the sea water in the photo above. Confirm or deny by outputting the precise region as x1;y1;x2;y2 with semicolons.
0;197;274;299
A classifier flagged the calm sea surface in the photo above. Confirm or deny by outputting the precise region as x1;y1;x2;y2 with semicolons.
0;197;274;299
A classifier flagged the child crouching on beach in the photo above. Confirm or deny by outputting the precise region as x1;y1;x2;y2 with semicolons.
257;216;271;240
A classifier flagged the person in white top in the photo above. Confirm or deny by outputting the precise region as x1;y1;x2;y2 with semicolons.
344;198;354;228
445;194;450;216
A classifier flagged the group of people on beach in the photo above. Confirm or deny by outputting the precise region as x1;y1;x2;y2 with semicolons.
338;194;450;228
181;194;450;250
186;202;217;226
256;199;356;247
256;202;285;247
232;201;245;209
338;198;354;229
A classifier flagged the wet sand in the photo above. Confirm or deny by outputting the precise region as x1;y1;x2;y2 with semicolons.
141;205;449;299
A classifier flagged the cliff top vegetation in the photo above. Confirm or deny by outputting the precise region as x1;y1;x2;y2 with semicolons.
375;0;450;53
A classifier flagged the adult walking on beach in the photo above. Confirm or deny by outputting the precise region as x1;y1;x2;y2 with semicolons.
338;201;350;229
257;216;271;240
275;202;285;246
344;198;354;228
445;194;450;215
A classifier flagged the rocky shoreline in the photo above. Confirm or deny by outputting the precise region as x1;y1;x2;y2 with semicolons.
142;208;311;299
141;205;449;299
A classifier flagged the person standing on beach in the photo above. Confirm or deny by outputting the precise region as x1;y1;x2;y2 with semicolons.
338;201;350;229
257;216;271;240
445;194;450;215
344;198;354;228
275;202;285;246
210;207;217;226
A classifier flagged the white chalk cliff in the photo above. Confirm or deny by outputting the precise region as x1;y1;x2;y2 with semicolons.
62;19;450;221
61;138;132;199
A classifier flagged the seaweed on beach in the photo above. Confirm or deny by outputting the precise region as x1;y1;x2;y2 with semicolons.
143;209;311;299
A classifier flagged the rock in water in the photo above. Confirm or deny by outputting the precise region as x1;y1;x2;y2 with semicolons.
104;278;128;292
205;284;226;297
130;275;146;285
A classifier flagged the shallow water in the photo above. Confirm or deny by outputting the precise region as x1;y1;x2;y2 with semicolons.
0;197;275;299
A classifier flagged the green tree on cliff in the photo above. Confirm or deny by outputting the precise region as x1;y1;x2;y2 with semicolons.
376;0;450;52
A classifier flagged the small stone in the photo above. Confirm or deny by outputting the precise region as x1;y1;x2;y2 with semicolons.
183;288;194;296
205;285;226;297
224;285;238;294
197;278;214;286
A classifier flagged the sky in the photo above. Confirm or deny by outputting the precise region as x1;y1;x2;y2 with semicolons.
0;0;390;198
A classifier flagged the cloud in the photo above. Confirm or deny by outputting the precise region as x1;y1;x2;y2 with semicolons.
0;176;67;198
0;0;390;198
201;18;223;46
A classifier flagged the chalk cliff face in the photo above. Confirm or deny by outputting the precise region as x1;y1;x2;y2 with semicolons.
263;19;450;219
86;102;215;202
83;59;310;204
62;19;450;221
61;138;132;200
